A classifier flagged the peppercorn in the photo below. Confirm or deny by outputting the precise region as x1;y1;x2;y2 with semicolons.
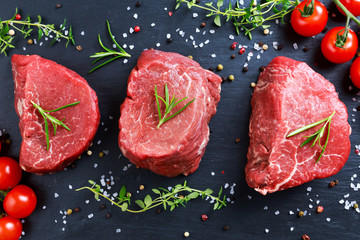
78;155;81;159
239;47;245;54
15;14;21;20
357;106;360;111
105;213;112;218
201;214;208;221
178;195;184;199
250;82;256;88
217;64;223;71
329;181;335;188
303;47;309;52
208;66;214;71
99;152;104;158
355;149;359;154
302;234;310;240
242;67;248;72
8;29;15;36
235;138;240;143
74;207;80;213
166;38;172;43
27;39;34;45
136;2;142;7
262;44;269;50
277;45;283;50
316;206;324;213
76;45;83;51
258;41;264;47
188;55;193;60
134;26;140;33
223;225;230;231
231;54;236;59
354;203;359;209
100;204;106;210
5;139;11;145
200;22;206;28
334;180;339;185
298;211;304;217
259;66;265;72
126;192;132;197
263;29;270;35
221;76;226;82
56;3;62;8
139;185;145;190
228;75;234;81
87;150;92;156
331;13;336;18
184;232;190;238
66;209;73;215
156;208;162;214
70;163;76;169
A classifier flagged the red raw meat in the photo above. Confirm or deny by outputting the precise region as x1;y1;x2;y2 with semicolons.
119;50;222;177
246;56;351;195
12;55;100;174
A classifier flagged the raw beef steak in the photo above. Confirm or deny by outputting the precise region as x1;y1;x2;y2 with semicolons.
12;55;100;174
119;50;222;177
246;56;351;195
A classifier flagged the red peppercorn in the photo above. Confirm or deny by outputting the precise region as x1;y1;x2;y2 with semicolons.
201;214;208;221
316;206;324;213
239;47;245;54
221;170;224;174
230;42;237;50
168;11;173;17
15;14;21;20
355;149;359;154
302;234;310;240
134;26;140;33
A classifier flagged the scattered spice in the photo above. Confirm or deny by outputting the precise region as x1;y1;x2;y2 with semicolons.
239;47;245;54
136;2;142;7
98;152;104;158
208;66;214;71
184;232;190;238
76;45;83;51
303;47;309;52
217;64;223;71
355;149;359;154
329;181;336;188
70;163;76;169
139;185;145;190
258;41;264;47
242;67;248;72
228;75;234;81
27;39;33;45
188;55;193;60
167;38;173;44
230;54;235;59
221;76;226;82
259;66;265;72
298;210;304;217
66;209;73;215
331;13;336;18
8;29;15;36
200;22;206;28
316;206;324;213
250;82;256;88
168;12;173;17
134;26;140;33
74;207;80;213
302;234;310;240
105;213;112;218
354;203;359;209
277;44;283;50
156;208;162;214
262;44;269;50
87;150;92;156
15;14;21;20
235;138;240;143
230;42;237;50
201;214;208;221
100;204;106;210
56;3;62;8
263;29;269;35
223;225;230;231
334;180;339;185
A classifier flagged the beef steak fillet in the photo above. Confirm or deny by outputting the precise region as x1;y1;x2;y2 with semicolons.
246;56;351;195
119;50;222;177
12;55;100;174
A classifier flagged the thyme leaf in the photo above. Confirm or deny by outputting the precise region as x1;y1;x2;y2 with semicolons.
154;83;195;129
88;20;131;73
31;100;80;151
287;111;336;163
175;0;299;39
0;8;75;56
75;180;227;213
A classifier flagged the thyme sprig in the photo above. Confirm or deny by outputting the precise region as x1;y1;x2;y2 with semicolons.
287;111;336;163
0;8;75;56
89;20;131;73
175;0;298;39
31;100;80;151
155;83;195;129
76;180;227;213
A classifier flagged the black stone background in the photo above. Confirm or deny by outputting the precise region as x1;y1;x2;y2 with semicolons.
0;0;359;239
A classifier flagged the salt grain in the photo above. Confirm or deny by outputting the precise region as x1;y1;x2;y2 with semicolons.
265;229;269;233
209;30;215;34
274;210;280;215
211;54;216;58
129;45;134;50
123;59;128;64
193;13;198;18
133;13;138;19
229;35;234;40
68;185;73;190
81;31;85;36
54;193;59;198
211;172;215;176
116;228;121;233
88;213;94;219
326;217;331;222
151;23;155;27
123;33;128;38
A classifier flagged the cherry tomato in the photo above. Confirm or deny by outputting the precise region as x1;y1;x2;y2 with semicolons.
336;0;360;17
0;216;22;240
0;157;22;190
3;185;37;219
321;27;358;64
291;0;328;37
351;57;360;88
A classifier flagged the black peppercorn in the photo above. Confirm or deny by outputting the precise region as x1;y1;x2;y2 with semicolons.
167;38;172;43
56;3;61;8
231;54;235;59
258;41;264;47
100;204;106;210
200;22;206;28
106;213;112;218
208;66;214;71
156;208;162;214
136;2;142;7
243;67;248;72
277;45;283;50
303;47;309;52
74;207;80;213
223;225;230;231
259;66;265;72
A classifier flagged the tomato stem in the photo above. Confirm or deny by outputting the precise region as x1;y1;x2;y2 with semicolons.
333;0;360;26
298;0;315;17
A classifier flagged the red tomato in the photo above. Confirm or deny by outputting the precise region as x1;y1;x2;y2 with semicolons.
0;157;22;190
336;0;360;17
3;185;37;219
291;0;328;37
0;216;22;240
351;57;360;88
321;27;358;64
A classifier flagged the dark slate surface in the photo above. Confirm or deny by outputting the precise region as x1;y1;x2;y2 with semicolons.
0;0;360;239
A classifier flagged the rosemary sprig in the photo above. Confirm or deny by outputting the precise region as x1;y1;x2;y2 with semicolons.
31;100;80;151
89;20;131;73
154;83;195;129
76;180;227;213
287;111;336;163
0;8;75;56
175;0;298;39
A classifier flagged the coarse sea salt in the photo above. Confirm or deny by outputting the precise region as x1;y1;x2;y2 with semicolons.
193;13;198;18
133;13;138;19
265;229;269;233
54;193;59;198
116;228;121;233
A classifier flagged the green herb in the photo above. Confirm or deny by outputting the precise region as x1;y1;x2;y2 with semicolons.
175;0;298;39
76;180;226;213
154;83;195;129
287;111;336;163
89;20;131;73
0;8;75;56
31;100;80;151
